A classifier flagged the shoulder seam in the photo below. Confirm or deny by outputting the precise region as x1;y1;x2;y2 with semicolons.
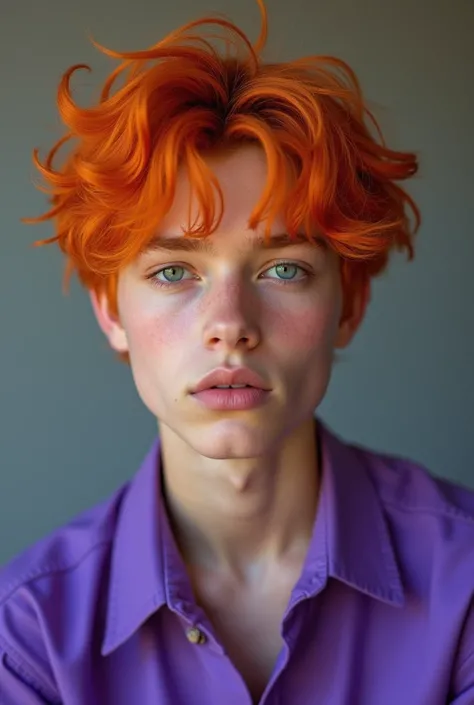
380;496;474;525
0;537;112;606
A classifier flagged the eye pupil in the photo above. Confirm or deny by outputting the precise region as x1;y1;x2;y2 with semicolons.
276;263;297;279
163;266;183;282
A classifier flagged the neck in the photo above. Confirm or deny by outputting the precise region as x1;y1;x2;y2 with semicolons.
159;417;320;580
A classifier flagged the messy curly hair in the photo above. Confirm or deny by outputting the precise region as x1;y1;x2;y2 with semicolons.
25;0;420;351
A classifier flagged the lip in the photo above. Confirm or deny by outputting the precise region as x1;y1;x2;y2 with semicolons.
191;367;271;394
191;386;270;411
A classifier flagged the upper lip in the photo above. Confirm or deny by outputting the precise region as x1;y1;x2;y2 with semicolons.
191;367;271;393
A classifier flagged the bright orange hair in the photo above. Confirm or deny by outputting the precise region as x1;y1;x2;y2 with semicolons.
25;0;420;345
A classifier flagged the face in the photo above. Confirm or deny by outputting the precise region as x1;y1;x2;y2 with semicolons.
92;146;366;459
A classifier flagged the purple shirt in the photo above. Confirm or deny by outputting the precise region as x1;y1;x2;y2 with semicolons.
1;421;474;704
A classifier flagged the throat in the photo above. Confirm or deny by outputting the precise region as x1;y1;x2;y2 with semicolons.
160;416;321;574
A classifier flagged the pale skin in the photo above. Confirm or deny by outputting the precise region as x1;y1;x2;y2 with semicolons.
92;145;369;702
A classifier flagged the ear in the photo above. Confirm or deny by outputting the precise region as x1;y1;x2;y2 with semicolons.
89;290;129;354
335;279;371;349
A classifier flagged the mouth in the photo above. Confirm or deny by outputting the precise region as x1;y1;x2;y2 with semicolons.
191;385;270;411
191;367;271;394
211;384;252;389
190;368;271;411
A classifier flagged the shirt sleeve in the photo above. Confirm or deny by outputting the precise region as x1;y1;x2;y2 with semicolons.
0;647;60;705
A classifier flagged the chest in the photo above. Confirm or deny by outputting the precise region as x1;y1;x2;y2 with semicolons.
191;569;299;703
86;579;453;705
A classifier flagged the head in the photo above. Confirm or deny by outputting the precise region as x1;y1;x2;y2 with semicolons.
25;0;420;459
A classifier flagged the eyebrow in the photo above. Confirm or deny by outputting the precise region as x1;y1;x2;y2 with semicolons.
139;231;323;256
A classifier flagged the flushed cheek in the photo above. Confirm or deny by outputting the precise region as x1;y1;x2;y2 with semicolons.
122;293;195;358
266;299;340;357
265;298;341;412
123;306;191;413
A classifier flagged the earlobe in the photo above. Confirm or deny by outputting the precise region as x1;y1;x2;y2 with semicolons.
89;290;129;354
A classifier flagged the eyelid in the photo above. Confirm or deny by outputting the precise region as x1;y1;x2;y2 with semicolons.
260;260;310;277
150;263;197;279
145;263;199;289
155;264;194;278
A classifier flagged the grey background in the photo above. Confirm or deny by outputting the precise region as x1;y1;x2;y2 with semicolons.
1;0;473;566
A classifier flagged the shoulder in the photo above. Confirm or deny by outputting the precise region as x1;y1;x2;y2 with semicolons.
322;421;474;545
354;440;474;526
0;482;129;700
0;484;128;605
356;442;474;692
331;434;474;697
352;439;474;619
325;425;474;595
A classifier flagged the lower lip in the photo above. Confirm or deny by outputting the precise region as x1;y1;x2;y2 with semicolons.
191;387;270;411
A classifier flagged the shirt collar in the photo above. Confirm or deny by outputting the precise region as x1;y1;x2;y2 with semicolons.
101;440;167;655
305;421;405;607
102;420;404;655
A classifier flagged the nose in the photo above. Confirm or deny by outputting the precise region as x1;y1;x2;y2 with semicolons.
201;280;261;353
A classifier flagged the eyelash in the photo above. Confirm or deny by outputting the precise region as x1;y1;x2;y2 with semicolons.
146;261;311;290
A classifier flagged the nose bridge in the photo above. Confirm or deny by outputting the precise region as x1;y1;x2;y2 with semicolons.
214;275;245;314
201;272;260;350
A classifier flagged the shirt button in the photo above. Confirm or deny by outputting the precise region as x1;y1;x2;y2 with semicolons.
186;627;206;645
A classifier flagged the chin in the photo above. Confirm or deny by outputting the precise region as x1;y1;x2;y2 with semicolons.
189;421;277;460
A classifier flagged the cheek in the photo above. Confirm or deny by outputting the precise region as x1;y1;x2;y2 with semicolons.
267;295;341;357
118;294;193;412
120;294;190;358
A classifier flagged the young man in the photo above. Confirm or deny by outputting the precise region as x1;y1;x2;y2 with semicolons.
1;2;473;704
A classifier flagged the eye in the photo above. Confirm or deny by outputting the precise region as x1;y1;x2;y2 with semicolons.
262;262;307;281
154;266;193;283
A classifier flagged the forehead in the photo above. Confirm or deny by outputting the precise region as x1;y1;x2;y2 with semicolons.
159;144;279;234
140;144;329;259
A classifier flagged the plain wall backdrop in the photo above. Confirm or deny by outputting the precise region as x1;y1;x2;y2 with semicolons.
1;0;473;566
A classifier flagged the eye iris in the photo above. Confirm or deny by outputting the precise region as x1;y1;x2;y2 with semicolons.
160;265;299;282
276;264;297;280
162;266;184;282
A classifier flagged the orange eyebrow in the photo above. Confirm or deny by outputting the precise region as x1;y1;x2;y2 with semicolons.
140;231;323;256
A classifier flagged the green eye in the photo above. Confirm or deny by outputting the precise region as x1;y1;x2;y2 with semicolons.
275;263;298;280
265;263;304;281
148;265;196;290
158;266;186;282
